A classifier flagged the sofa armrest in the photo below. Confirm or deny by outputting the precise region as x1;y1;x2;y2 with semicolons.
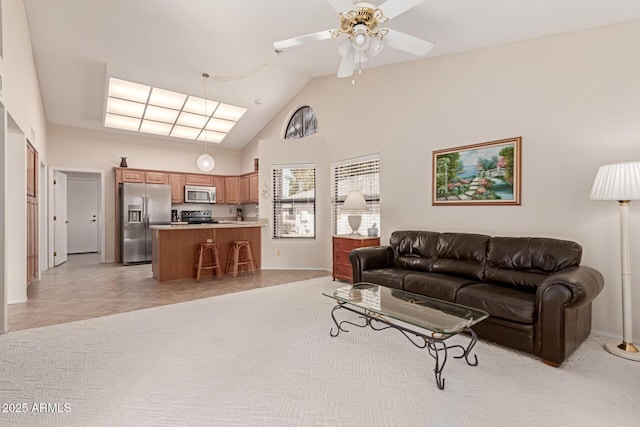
537;265;605;308
535;265;604;365
349;246;394;283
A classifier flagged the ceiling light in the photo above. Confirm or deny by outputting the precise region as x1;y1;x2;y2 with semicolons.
183;96;218;115
206;118;235;133
197;72;215;171
139;120;172;136
352;24;370;51
104;113;141;131
176;112;208;128
144;105;179;123
197;154;215;172
198;130;225;143
148;88;187;109
108;78;150;103
104;77;245;144
106;98;145;118
213;103;246;121
171;125;201;140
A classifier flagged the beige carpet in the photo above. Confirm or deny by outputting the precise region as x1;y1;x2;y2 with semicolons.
0;276;639;426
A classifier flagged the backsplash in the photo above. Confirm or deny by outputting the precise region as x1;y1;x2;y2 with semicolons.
172;202;258;221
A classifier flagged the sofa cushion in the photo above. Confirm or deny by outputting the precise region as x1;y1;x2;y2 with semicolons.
361;268;412;290
485;237;582;289
403;272;478;302
390;231;439;272
431;233;490;280
456;283;536;324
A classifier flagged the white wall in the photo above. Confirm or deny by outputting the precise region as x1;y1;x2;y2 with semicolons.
258;136;330;270
0;1;49;322
1;0;47;157
242;20;640;339
6;117;26;303
0;103;6;331
46;124;244;262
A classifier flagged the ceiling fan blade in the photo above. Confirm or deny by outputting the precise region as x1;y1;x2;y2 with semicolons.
383;29;433;56
273;30;334;50
328;0;356;13
379;0;425;20
337;42;355;78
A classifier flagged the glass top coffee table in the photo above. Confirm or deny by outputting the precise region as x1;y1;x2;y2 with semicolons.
323;283;489;390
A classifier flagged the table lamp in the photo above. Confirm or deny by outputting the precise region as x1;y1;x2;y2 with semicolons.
590;161;640;361
343;190;368;235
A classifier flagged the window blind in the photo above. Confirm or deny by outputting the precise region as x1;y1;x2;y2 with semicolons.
331;155;380;235
272;165;316;239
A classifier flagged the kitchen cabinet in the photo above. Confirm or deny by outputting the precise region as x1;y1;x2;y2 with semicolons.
185;174;214;186
239;175;250;204
225;176;240;204
249;173;258;204
168;173;184;203
332;235;380;283
145;171;168;184
213;176;225;204
119;169;145;183
239;172;258;205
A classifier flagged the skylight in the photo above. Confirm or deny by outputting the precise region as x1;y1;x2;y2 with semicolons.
104;77;246;143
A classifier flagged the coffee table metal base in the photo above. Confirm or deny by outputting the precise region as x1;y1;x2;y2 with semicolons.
329;301;480;390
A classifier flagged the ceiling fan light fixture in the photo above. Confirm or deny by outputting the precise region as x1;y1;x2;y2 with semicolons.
272;0;432;80
368;34;384;57
351;24;370;51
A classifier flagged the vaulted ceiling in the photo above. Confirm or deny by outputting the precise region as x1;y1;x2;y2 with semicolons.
24;0;640;150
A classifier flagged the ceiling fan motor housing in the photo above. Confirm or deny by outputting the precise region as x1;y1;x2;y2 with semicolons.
339;5;387;35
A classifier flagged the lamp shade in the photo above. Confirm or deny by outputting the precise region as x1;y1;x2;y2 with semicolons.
343;190;368;210
197;153;215;172
590;161;640;200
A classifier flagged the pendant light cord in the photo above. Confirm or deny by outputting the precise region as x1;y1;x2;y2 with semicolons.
202;72;209;155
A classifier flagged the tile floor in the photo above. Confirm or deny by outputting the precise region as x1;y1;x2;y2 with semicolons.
8;253;331;332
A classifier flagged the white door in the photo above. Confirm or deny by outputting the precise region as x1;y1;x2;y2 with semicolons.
53;171;68;266
67;179;99;254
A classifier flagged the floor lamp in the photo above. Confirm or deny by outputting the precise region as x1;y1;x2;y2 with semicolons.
590;161;640;361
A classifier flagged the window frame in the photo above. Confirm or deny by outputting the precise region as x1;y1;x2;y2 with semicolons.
331;154;381;236
284;106;318;139
272;164;317;239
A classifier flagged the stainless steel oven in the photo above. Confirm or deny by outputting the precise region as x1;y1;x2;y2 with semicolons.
184;185;216;204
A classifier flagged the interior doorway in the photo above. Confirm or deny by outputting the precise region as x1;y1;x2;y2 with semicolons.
67;178;99;254
49;168;106;266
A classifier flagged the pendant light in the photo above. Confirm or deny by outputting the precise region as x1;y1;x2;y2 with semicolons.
197;72;215;172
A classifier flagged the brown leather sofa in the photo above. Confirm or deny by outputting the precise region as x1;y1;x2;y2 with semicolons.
349;231;604;366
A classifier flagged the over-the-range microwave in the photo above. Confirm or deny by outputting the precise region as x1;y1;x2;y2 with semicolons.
185;185;216;204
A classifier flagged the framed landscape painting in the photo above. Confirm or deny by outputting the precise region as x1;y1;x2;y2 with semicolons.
432;137;521;206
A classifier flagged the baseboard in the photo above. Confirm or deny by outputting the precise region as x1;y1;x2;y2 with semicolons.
8;298;28;305
591;329;640;344
260;267;331;271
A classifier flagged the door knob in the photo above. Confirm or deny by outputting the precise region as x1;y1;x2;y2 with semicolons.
65;221;69;224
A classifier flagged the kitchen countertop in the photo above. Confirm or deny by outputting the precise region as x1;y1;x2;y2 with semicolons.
151;221;264;230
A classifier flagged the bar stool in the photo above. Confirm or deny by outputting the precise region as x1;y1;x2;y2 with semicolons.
195;242;222;283
226;240;256;278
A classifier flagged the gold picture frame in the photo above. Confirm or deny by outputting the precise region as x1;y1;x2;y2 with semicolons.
432;137;522;206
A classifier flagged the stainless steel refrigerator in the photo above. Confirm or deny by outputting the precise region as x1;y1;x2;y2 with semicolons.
120;183;171;264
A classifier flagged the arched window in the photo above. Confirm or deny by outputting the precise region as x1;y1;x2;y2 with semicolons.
284;106;318;139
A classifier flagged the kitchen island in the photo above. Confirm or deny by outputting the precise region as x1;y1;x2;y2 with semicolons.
150;222;264;282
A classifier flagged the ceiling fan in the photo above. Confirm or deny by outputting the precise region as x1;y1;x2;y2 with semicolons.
273;0;434;78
